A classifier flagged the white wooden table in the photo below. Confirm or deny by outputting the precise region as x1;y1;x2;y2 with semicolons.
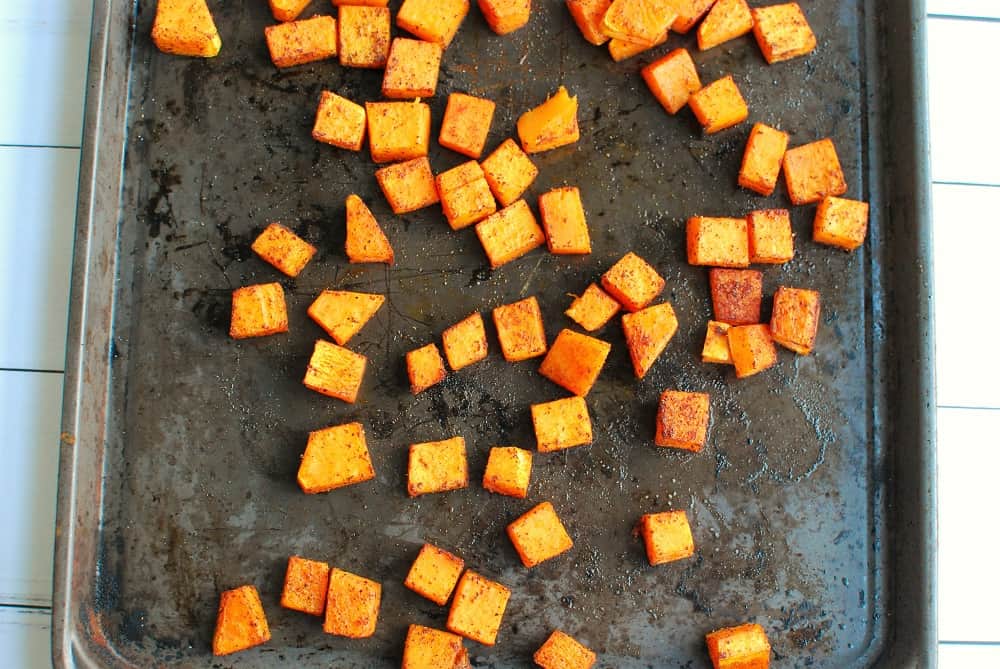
1;0;997;666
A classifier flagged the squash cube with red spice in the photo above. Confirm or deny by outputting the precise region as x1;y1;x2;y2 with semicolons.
367;101;432;164
479;0;532;34
813;196;869;251
383;38;444;98
493;297;547;362
212;585;271;656
686;216;750;267
727;324;778;378
689;75;748;134
324;568;381;638
346;194;394;264
782;138;847;205
297;422;376;494
747;209;794;263
710;268;763;326
483;446;533;498
566;0;612;45
152;0;222;58
269;0;311;23
408;436;469;496
672;0;716;33
281;556;331;616
538;186;591;254
517;86;580;154
565;284;621;332
697;0;752;50
507;501;574;568
313;91;367;151
642;48;701;115
230;283;288;339
601;0;678;46
640;510;695;565
655;390;710;451
534;630;597;669
706;623;772;669
308;290;384;345
407;343;448;394
338;5;391;68
738;123;789;196
702;321;733;364
481;138;539;206
608;31;667;61
539;329;611;396
475;200;546;268
440;93;496;159
265;15;337;68
446;571;511;645
397;0;470;46
601;251;665;312
436;161;497;230
622;302;678;378
531;396;593;452
752;2;816;64
376;157;440;214
404;544;465;606
770;286;821;354
402;625;468;669
442;312;488;371
303;340;367;402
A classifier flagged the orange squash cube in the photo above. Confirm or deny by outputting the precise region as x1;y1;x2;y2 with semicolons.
436;161;497;230
269;0;311;22
479;0;532;34
483;446;533;498
747;209;794;263
697;0;752;50
782;138;847;205
640;510;695;565
230;283;288;339
338;5;390;68
281;556;331;616
738;123;789;196
813;196;869;251
727;324;777;378
440;93;496;159
565;284;621;332
689;75;748;134
601;251;665;312
475;200;546;268
297;422;376;494
702;320;733;364
686;216;750;267
608;30;667;61
264;15;337;68
481;139;539;207
212;585;270;656
770;285;820;354
308;290;384;346
566;0;612;45
538;186;591;254
375;157;440;214
507;501;574;568
251;222;316;277
539;329;611;396
493;296;547;362
407;343;448;394
397;0;471;46
655;389;710;451
752;2;816;64
366;101;431;164
706;623;771;669
404;544;465;606
642;48;701;115
601;0;678;47
622;302;678;378
517;86;580;154
534;630;597;669
408;436;469;496
153;0;222;57
382;38;444;98
345;194;394;264
442;312;489;371
324;568;381;638
531;396;593;452
672;0;717;34
313;91;367;151
446;571;511;645
709;268;763;325
402;625;467;669
303;339;367;402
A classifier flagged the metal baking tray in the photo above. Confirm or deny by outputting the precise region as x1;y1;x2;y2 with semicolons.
53;0;936;666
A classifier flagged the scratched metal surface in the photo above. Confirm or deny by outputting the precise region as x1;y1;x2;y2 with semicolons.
54;0;936;666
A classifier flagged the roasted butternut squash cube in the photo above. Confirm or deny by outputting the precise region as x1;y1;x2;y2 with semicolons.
565;284;621;332
517;86;580;154
303;339;367;402
346;194;394;264
376;157;440;214
706;623;771;669
475;200;546;268
483;446;533;498
313;91;367;151
436;161;497;230
281;556;331;616
697;0;752;50
608;30;667;61
407;343;448;394
642;48;701;115
622;302;678;378
297;422;376;494
479;0;532;34
709;268;763;325
436;160;485;195
397;0;471;46
507;501;574;567
770;285;820;354
338;5;390;68
269;0;311;23
308;290;384;346
265;15;337;68
153;0;222;57
601;0;678;47
366;101;431;164
440;93;496;159
601;251;665;312
702;320;733;364
782;138;847;205
747;209;794;263
493;297;547;362
539;329;611;396
405;544;465;606
672;0;716;34
641;510;695;565
534;630;597;669
324;568;381;638
383;38;444;98
752;2;816;64
446;571;511;645
251;222;316;277
442;312;489;371
230;283;288;339
566;0;612;45
689;75;748;134
538;186;591;254
813;196;869;251
686;216;750;267
727;324;777;378
402;624;467;669
531;396;593;452
738;123;789;196
655;389;710;451
481;139;539;207
212;585;270;656
408;436;469;496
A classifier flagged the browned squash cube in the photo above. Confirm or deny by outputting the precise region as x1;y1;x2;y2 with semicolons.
481;138;539;206
601;252;665;312
531;396;593;452
752;2;816;64
375;157;440;214
436;161;496;230
302;340;367;403
506;501;574;567
338;5;391;68
738;123;789;196
538;186;591;255
446;571;511;646
442;312;489;371
483;446;533;498
297;422;376;494
404;544;465;606
346;194;394;264
324;568;381;638
212;585;271;656
281;556;331;616
230;283;288;339
534;630;597;669
565;284;621;332
655;390;710;451
408;436;469;496
566;0;612;45
706;623;772;669
407;343;448;394
782;138;847;205
152;0;222;57
475;200;546;268
770;285;820;354
640;510;695;565
813;196;869;251
686;216;750;267
264;15;337;68
367;101;432;164
493;296;547;362
479;0;532;35
439;93;497;159
727;324;778;378
709;268;763;326
642;48;702;115
313;91;367;151
697;0;753;50
269;0;311;23
402;624;467;669
251;222;316;277
539;329;611;396
702;321;733;364
308;290;384;346
747;209;794;263
383;38;444;98
689;75;749;134
622;302;678;379
397;0;471;46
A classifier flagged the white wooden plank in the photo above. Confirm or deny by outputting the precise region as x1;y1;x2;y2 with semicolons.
0;146;79;371
0;371;62;607
927;2;1000;20
939;643;1000;666
0;608;51;667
